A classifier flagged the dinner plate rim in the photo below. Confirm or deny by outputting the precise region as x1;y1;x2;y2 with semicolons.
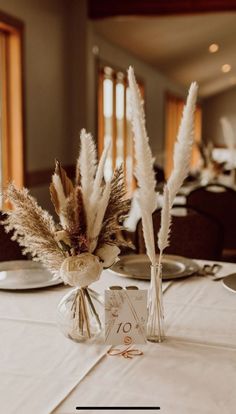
222;274;236;294
0;260;62;290
109;254;199;280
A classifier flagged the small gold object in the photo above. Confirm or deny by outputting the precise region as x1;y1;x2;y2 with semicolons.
124;335;132;345
107;336;143;359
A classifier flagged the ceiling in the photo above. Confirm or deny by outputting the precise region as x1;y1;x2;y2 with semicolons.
93;12;236;98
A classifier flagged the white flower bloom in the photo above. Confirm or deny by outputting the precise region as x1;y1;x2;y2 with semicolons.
96;244;120;268
60;253;102;287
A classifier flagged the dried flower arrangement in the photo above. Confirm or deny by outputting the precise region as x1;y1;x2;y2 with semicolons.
2;129;131;340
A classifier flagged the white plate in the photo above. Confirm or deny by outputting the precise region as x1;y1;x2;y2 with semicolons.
0;260;62;290
109;254;199;280
222;273;236;293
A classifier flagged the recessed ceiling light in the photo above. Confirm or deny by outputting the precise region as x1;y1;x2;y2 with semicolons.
222;64;232;73
209;43;219;53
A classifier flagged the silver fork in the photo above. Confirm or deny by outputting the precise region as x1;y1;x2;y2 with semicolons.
196;263;222;277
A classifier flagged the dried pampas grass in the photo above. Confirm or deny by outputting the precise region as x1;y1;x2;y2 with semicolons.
128;66;157;265
2;184;65;275
98;165;132;248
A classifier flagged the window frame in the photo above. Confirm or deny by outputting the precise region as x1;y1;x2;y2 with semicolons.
0;10;25;195
97;60;144;193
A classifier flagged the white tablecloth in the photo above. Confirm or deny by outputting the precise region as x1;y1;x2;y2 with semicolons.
1;260;236;413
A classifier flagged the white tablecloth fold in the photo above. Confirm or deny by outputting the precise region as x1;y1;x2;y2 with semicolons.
57;339;236;414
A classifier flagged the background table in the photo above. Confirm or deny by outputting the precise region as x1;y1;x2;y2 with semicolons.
124;191;186;231
1;259;236;414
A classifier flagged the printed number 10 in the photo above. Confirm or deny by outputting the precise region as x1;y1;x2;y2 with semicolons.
117;322;132;334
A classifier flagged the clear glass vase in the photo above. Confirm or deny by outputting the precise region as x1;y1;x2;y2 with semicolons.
147;264;165;343
57;287;103;342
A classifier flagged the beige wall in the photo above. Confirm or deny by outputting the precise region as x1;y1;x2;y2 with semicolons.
87;24;186;166
202;86;236;146
0;0;87;211
0;0;186;211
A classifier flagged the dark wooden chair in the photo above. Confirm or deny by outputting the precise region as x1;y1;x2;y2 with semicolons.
0;211;25;261
187;184;236;261
135;205;223;261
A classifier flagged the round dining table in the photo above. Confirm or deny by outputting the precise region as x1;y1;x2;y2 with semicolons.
0;258;236;413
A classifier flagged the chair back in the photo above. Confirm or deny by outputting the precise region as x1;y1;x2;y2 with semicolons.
187;183;236;249
0;212;25;261
135;205;223;260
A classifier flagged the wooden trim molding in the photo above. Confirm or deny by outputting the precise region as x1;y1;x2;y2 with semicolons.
26;165;75;188
0;10;24;32
0;10;25;189
88;0;236;19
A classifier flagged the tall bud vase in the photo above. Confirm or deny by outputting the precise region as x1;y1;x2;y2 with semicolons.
147;264;165;343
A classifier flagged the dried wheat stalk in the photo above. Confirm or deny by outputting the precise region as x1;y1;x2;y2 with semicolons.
97;165;132;248
2;184;65;276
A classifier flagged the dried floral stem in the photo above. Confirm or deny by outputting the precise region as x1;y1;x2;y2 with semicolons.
84;288;101;329
80;288;91;338
98;165;131;248
128;66;157;265
3;184;65;276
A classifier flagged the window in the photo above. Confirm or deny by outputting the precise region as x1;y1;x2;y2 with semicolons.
98;65;144;194
0;13;24;206
165;93;202;178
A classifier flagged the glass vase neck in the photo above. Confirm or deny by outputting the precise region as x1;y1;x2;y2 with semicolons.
147;263;165;343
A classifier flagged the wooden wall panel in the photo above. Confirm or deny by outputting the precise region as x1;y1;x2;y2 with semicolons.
88;0;236;19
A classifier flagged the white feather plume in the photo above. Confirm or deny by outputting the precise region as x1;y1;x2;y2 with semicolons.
78;129;97;230
128;67;156;210
78;129;97;201
220;117;235;167
52;174;68;228
89;181;111;252
139;197;156;265
158;82;198;257
167;82;198;205
158;82;198;260
52;174;66;207
90;137;111;208
157;186;171;254
128;66;157;265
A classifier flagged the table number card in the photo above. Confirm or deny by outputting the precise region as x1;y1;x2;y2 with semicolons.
105;289;147;345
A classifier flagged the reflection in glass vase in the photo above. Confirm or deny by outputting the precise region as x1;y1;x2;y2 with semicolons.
147;264;165;343
57;286;102;342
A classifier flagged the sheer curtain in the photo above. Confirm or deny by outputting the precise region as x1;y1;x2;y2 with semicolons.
98;65;144;195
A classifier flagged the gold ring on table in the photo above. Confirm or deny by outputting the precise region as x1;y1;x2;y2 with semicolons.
107;345;143;359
